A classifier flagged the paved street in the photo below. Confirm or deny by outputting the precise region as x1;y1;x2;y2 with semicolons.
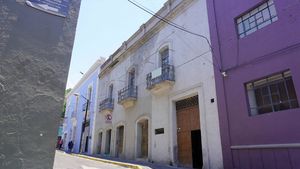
53;151;128;169
53;151;187;169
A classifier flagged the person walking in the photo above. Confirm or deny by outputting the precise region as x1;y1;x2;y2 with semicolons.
59;139;63;150
68;141;73;153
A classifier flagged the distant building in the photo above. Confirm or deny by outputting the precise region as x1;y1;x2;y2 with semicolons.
92;0;223;168
63;59;104;153
207;0;300;168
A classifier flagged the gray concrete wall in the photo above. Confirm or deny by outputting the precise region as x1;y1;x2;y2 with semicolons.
0;0;81;168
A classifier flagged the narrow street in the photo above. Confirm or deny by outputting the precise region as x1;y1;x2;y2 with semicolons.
53;151;128;169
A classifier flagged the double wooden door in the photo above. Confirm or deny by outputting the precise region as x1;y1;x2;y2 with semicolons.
177;104;203;168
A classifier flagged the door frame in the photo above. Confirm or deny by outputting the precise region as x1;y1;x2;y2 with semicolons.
169;85;210;168
135;115;151;160
105;128;113;155
98;131;103;154
115;123;125;158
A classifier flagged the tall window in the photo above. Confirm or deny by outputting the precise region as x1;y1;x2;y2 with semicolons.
128;68;135;87
108;84;113;99
246;70;299;116
237;0;278;38
160;48;169;67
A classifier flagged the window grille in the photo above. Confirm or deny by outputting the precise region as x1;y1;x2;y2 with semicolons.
246;70;299;116
176;95;199;111
237;0;278;38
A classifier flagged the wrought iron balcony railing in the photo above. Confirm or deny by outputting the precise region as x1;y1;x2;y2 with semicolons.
146;64;175;89
99;98;114;113
118;85;138;103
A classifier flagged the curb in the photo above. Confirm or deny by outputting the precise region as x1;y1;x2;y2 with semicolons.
72;154;143;169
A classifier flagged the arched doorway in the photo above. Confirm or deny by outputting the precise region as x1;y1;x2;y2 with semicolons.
136;118;149;159
105;129;112;155
97;132;103;154
115;125;124;157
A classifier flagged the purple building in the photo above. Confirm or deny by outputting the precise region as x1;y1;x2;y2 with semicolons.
207;0;300;169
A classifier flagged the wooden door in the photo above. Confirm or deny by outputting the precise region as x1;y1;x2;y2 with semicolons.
98;132;102;154
116;126;124;157
141;121;148;158
177;104;200;168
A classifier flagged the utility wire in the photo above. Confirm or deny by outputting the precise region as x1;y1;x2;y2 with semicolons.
128;0;212;51
129;0;186;29
127;0;222;72
99;49;216;89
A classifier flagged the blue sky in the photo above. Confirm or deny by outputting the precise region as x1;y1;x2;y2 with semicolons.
66;0;167;89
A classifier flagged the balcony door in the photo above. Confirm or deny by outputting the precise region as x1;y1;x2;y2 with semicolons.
128;69;135;95
160;48;169;67
108;84;113;99
128;69;135;87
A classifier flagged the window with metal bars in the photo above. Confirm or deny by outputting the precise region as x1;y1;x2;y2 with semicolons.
236;0;278;38
128;68;135;87
175;95;199;111
246;70;299;116
160;48;169;67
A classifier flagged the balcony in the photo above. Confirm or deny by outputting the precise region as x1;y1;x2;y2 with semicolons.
99;98;114;114
146;64;175;94
118;85;138;109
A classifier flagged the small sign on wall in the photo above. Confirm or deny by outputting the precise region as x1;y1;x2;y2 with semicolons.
26;0;70;17
151;67;162;79
155;128;164;135
105;113;112;124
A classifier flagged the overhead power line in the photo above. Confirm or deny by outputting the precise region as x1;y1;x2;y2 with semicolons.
128;0;212;50
127;0;222;72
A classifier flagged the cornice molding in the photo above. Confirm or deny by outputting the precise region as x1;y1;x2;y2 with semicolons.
66;58;105;98
99;0;195;78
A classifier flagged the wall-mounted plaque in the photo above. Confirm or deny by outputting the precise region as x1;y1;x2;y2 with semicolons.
26;0;70;17
155;128;164;135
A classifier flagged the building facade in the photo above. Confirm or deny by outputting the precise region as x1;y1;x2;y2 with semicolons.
0;1;81;168
207;0;300;168
92;0;223;168
63;59;104;153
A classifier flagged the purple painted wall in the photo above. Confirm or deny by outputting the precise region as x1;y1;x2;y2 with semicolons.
207;0;300;168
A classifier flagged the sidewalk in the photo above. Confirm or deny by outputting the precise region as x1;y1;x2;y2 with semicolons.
78;153;188;169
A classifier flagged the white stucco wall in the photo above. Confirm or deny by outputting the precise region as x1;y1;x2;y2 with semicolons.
92;0;223;168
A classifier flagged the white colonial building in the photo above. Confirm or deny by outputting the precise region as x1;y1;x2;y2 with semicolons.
91;0;223;168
